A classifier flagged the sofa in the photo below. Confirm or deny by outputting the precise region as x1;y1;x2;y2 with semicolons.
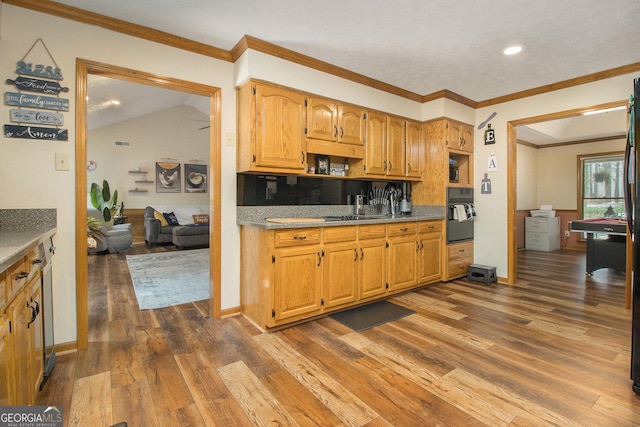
88;208;133;254
143;205;210;249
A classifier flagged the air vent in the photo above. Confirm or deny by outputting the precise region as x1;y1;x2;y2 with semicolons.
115;141;130;147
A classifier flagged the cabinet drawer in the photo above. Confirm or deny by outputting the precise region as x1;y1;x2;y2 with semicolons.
357;224;386;240
6;257;28;299
25;245;42;282
323;226;356;243
275;228;321;247
447;259;473;278
418;220;442;234
447;241;474;260
387;222;417;237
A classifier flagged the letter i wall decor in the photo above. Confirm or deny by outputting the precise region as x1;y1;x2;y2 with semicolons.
4;38;69;141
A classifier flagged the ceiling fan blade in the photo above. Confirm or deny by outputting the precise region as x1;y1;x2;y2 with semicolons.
198;125;210;130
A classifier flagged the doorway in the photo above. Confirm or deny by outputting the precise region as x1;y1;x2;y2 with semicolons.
75;59;222;349
506;100;628;284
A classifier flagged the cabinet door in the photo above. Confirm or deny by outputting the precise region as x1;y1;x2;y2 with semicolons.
387;235;418;292
0;316;13;406
307;97;337;142
28;277;43;402
405;120;422;178
446;120;462;150
364;111;387;175
418;233;442;284
358;238;388;301
337;104;365;145
386;116;406;177
459;123;474;153
273;245;322;322
6;292;30;405
323;242;358;309
254;84;306;171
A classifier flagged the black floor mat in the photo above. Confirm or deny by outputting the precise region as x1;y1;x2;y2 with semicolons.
330;300;415;332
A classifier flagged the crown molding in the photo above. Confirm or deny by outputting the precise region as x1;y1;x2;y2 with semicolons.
2;0;233;62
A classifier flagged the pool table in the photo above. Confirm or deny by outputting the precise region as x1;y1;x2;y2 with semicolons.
570;218;628;276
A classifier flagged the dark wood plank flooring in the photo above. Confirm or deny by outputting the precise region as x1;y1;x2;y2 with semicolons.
36;245;640;426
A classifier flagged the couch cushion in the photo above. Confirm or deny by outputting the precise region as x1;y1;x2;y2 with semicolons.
192;214;209;224
151;205;209;225
154;210;169;226
163;211;180;226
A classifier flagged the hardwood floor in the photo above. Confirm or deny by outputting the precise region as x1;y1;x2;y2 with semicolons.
37;245;640;426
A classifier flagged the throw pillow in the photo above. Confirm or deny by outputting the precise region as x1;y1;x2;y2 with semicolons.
192;214;209;225
154;210;169;226
163;212;180;226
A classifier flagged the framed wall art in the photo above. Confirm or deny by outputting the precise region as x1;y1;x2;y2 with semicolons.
156;162;181;193
184;163;207;193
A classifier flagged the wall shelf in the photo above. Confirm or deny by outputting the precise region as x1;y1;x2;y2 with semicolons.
128;170;148;174
134;180;154;184
129;189;148;193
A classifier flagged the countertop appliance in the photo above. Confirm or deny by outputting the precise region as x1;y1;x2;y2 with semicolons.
625;77;640;394
446;187;474;244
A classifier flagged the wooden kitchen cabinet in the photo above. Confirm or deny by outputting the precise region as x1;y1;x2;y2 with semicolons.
307;97;365;146
446;120;474;153
237;80;307;173
387;222;418;292
241;220;442;329
417;221;443;284
386;115;406;178
405;119;423;179
322;226;358;309
0;316;12;406
28;277;43;401
443;240;474;281
363;110;387;176
357;224;388;301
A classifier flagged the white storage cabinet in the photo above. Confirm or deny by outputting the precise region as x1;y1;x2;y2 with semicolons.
525;217;561;251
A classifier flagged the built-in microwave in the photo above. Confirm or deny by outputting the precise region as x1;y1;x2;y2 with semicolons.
449;165;459;182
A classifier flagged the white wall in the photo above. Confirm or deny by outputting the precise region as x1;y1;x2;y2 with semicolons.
516;144;538;210
0;4;237;345
87;105;210;209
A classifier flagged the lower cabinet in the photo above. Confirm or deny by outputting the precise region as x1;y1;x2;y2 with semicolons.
1;246;46;406
443;240;474;281
241;220;443;329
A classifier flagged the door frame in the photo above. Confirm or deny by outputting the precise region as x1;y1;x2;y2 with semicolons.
75;59;222;349
506;100;628;285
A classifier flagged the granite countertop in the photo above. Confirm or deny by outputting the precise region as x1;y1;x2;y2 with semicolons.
237;205;445;229
0;209;57;271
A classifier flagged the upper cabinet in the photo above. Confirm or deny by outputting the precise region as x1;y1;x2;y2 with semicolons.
237;81;307;173
386;115;406;178
405;119;423;179
360;113;408;178
307;97;365;146
446;120;474;153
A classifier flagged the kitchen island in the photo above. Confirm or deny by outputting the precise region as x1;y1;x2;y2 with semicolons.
238;205;445;329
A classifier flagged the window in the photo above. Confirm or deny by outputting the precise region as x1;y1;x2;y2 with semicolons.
578;152;625;220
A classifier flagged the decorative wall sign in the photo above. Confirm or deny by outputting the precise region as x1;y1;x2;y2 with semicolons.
481;173;492;194
4;124;68;141
5;77;68;94
4;92;69;111
487;154;498;171
10;109;63;126
184;163;208;193
156;162;181;193
15;60;63;80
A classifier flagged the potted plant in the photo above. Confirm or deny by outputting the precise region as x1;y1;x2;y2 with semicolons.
593;170;610;183
90;179;119;221
87;215;105;249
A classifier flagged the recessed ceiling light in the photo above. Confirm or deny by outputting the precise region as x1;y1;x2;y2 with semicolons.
110;100;121;105
503;46;522;56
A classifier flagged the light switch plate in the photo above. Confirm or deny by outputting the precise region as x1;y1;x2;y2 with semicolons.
55;153;70;171
225;132;236;147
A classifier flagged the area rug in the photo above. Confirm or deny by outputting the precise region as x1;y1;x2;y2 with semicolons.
126;249;210;310
330;300;415;332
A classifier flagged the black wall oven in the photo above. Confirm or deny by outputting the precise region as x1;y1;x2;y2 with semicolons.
446;187;474;244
